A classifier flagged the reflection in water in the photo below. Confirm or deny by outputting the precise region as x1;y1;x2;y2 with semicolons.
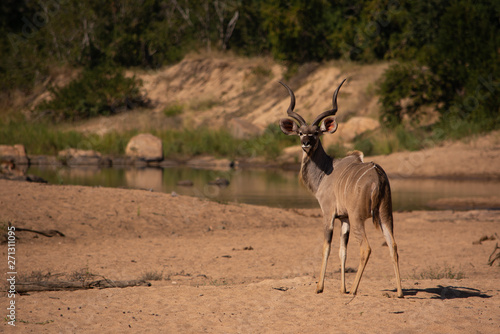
125;168;164;192
28;166;499;211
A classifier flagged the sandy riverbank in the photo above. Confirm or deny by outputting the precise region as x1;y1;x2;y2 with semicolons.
1;179;499;333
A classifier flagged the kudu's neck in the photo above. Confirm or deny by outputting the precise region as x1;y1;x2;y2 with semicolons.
300;140;333;194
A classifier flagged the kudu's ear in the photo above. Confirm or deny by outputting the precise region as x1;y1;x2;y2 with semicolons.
320;117;338;134
279;118;299;135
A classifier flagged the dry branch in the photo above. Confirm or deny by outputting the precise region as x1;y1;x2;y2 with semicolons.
487;242;500;266
16;227;65;237
16;279;151;293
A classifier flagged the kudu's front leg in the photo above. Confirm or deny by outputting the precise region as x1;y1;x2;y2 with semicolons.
316;217;334;294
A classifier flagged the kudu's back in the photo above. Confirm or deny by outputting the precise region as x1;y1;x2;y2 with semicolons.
315;151;393;229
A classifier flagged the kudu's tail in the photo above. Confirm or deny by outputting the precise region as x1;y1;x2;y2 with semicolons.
370;173;393;231
370;183;382;230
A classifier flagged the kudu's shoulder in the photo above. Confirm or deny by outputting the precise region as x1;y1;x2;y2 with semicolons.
334;151;388;176
346;150;364;163
334;150;364;168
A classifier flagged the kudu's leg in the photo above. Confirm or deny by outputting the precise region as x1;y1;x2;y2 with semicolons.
380;216;404;298
350;220;371;295
316;217;334;294
339;218;350;294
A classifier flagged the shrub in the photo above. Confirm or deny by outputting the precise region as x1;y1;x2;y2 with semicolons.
36;66;149;122
413;266;465;280
378;0;500;138
162;104;184;117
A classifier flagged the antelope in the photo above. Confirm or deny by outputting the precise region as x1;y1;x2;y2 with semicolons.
278;80;403;298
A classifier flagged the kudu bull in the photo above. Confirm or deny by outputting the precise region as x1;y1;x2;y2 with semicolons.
278;80;403;298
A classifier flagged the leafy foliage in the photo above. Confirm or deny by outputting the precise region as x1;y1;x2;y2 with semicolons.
1;0;498;140
379;0;500;136
36;66;148;122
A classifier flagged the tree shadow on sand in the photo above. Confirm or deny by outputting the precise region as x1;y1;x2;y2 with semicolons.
400;285;492;299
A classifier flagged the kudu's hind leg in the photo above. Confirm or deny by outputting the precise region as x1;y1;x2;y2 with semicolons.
350;220;371;295
339;218;350;294
316;218;334;294
380;217;404;298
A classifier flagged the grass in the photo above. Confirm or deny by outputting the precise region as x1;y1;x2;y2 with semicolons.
18;267;100;283
189;98;221;111
352;125;426;156
162;103;184;117
140;270;164;281
412;266;465;280
5;113;491;160
352;115;500;157
0;119;135;156
69;267;98;282
0;119;296;160
18;270;57;282
251;65;273;78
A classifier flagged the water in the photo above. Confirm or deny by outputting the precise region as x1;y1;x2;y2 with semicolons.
27;166;499;211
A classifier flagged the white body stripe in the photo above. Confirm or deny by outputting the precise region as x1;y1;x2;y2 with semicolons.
355;165;376;189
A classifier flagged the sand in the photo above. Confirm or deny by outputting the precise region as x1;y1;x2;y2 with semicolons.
1;179;499;333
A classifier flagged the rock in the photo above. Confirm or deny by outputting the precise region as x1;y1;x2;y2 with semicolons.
110;156;136;167
186;156;233;170
0;144;29;165
322;116;380;149
28;155;62;166
337;117;380;142
208;177;230;187
159;159;180;168
58;148;102;166
0;173;47;183
99;156;112;167
25;174;48;183
177;180;194;187
125;134;163;162
228;117;264;139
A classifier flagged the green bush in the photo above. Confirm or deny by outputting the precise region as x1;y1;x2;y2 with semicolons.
36;66;148;122
353;126;423;156
378;0;500;138
162;104;184;117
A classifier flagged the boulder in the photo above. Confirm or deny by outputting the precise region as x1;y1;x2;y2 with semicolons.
28;155;62;166
177;180;194;187
110;156;136;167
186;156;233;170
228;117;263;139
0;144;29;165
322;116;380;148
208;177;230;187
58;148;102;166
125;134;163;161
337;117;380;142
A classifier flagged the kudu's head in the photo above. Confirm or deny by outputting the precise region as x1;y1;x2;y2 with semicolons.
278;79;346;153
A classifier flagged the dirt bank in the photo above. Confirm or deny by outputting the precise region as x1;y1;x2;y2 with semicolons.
1;180;499;333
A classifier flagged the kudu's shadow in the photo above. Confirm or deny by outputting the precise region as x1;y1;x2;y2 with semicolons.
390;285;492;299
